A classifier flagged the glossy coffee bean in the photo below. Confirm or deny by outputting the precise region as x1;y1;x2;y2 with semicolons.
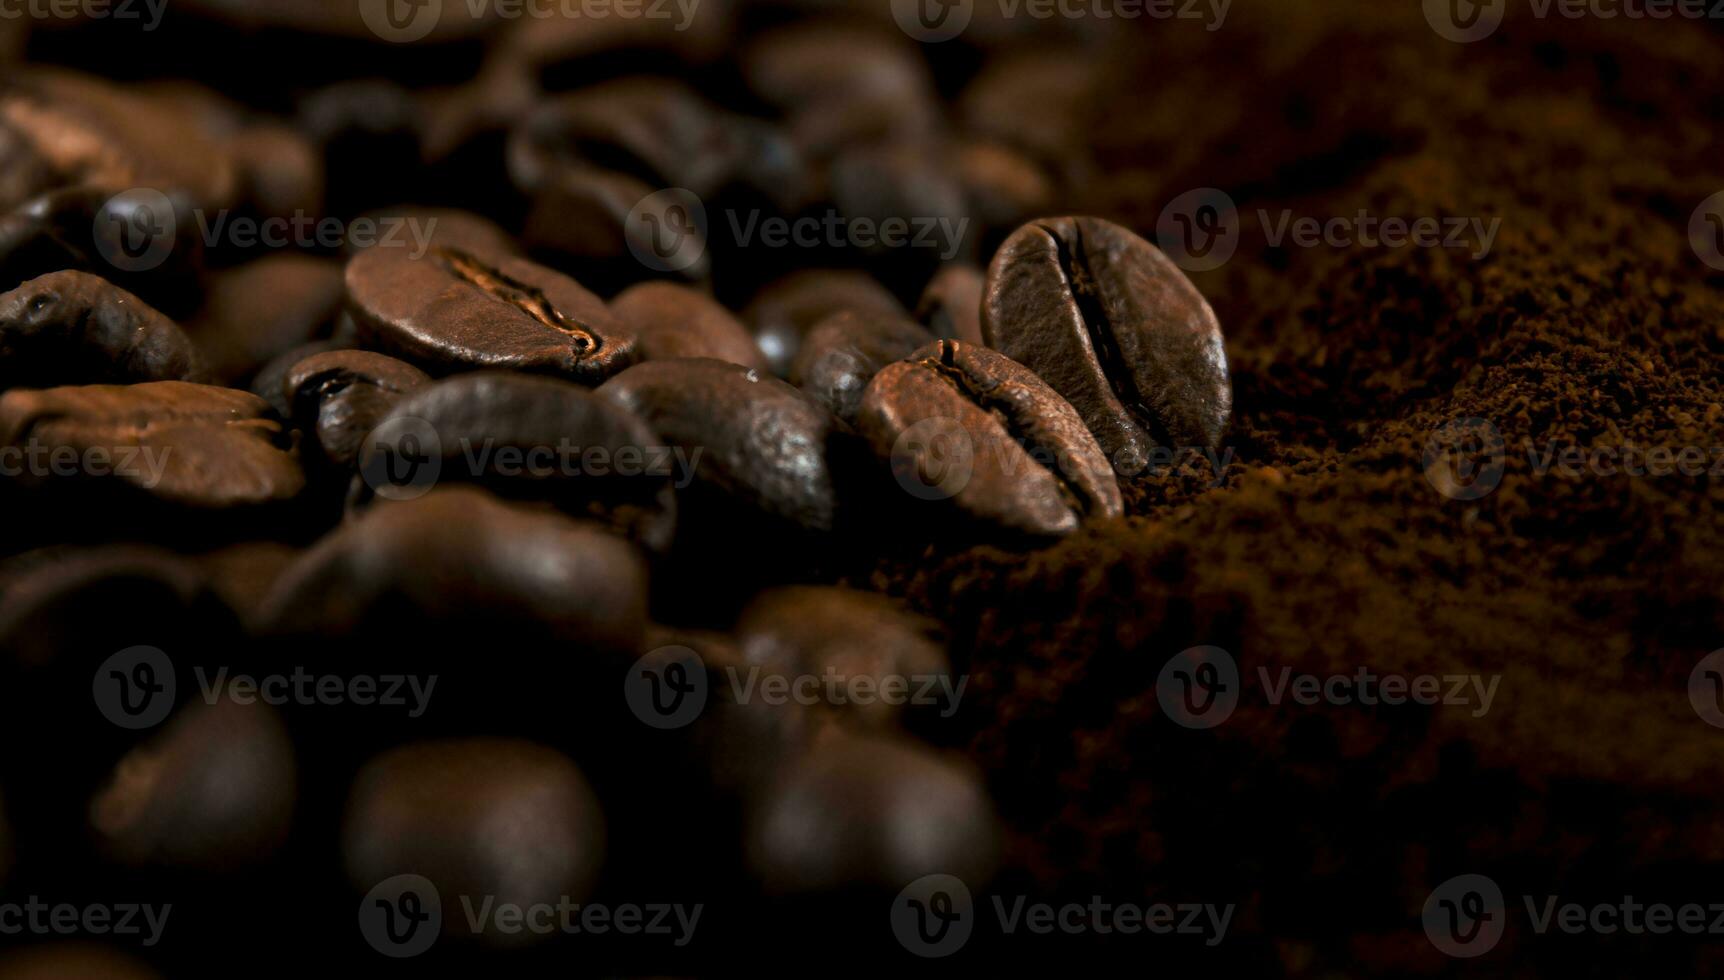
344;738;605;944
0;271;203;389
858;340;1123;538
789;310;931;426
982;216;1232;469
742;269;904;377
347;243;638;383
90;698;295;870
735;586;948;730
283;349;429;468
188;254;346;385
0;947;162;980
611;280;769;371
522;165;710;286
744;727;999;894
249;339;349;418
915;264;985;346
353;372;677;554
599;358;837;535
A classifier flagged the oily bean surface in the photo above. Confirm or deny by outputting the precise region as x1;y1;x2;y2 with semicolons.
0;270;202;389
789;310;931;426
283;349;429;468
611;280;769;371
742;269;904;378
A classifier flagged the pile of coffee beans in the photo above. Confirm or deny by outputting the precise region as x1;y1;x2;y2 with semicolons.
0;3;1227;973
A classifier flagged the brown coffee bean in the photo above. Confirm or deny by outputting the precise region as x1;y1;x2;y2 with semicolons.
283;349;429;468
611;280;769;371
735;586;949;731
496;0;731;73
0;185;204;315
188;254;346;385
982;216;1232;470
915;264;985;346
828;140;973;262
959;49;1100;177
742;20;938;159
522;166;710;285
956;139;1055;241
344;738;604;945
249;339;350;418
227;122;325;223
858;340;1123;538
194;539;299;632
0;270;203;389
346;205;519;259
345;243;638;383
742;269;904;377
789;310;931;426
90;698;295;870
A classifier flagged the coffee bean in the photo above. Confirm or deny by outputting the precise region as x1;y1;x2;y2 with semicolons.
858;339;1123;538
497;0;731;78
611;280;769;371
742;20;938;159
0;185;205;314
789;310;931;426
735;586;949;731
188;254;346;385
353;371;677;553
0;947;162;980
90;698;295;870
982;216;1232;469
344;737;605;945
0;271;203;389
957;139;1054;245
345;205;519;260
345;243;639;382
599;357;837;535
249;339;349;418
915;264;986;346
522;165;711;286
742;269;904;377
828;140;973;262
194;539;299;632
959;49;1099;178
227;122;325;224
283;349;429;469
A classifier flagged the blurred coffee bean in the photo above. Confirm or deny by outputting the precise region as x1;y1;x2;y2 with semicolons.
352;371;677;553
734;586;949;731
828;140;973;265
744;727;999;894
915;264;985;346
188;254;345;385
982;216;1232;468
741;20;938;159
175;0;493;41
959;48;1100;179
742;269;903;377
522;165;711;288
611;281;768;371
193;539;299;632
344;738;605;945
498;0;734;83
90;698;295;871
0;946;162;980
599;358;837;536
0;185;205;314
227;123;326;222
346;205;518;259
419;63;539;168
0;271;203;389
296;80;423;216
283;349;428;469
346;243;639;382
789;310;930;426
957;139;1055;245
858;340;1123;538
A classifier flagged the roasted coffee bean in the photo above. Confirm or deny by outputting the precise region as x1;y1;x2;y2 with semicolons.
0;185;205;314
283;349;428;468
249;339;349;418
0;270;203;389
858;340;1123;538
957;139;1055;243
982;216;1232;469
0;947;162;980
346;243;638;382
188;254;346;385
915;264;986;346
227;122;325;222
742;269;904;377
735;586;949;731
90;698;295;870
612;280;769;371
296;80;424;217
344;738;604;945
828;140;973;263
522;165;710;286
789;310;931;426
959;49;1099;178
744;726;999;894
741;20;938;159
419;63;539;168
194;539;299;632
353;371;677;553
346;205;519;259
497;0;732;79
599;358;837;535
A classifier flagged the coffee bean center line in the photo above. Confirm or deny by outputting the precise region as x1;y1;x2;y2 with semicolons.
434;247;602;356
